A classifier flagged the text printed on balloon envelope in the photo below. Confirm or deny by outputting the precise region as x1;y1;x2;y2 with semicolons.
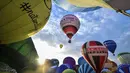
20;2;38;29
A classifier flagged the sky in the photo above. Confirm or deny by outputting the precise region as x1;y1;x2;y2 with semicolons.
32;1;130;65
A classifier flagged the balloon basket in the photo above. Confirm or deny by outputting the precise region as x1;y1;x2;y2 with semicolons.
68;40;71;43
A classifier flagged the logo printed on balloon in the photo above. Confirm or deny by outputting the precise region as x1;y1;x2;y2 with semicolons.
20;2;39;30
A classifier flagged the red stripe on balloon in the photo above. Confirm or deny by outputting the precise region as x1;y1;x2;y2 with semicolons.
89;41;97;46
62;25;77;34
100;56;106;71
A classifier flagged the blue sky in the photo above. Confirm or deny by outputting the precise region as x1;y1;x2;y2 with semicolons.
32;1;130;65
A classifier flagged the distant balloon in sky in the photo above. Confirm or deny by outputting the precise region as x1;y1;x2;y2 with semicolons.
59;44;63;49
53;0;101;12
118;52;130;64
81;41;108;73
0;0;51;44
103;40;117;56
60;14;80;43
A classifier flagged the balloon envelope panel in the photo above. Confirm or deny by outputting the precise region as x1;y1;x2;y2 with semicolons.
0;0;52;44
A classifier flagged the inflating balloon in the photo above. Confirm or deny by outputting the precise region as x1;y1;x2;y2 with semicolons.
104;59;117;73
47;66;58;73
101;68;112;73
73;65;79;73
117;64;130;73
118;52;130;64
104;59;113;69
78;56;87;65
0;0;52;44
81;41;108;73
60;14;80;43
78;63;96;73
62;69;76;73
110;61;117;73
51;59;59;66
63;56;76;69
103;40;117;56
56;64;71;73
53;0;101;12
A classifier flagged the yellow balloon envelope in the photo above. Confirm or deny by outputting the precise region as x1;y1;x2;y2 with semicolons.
60;44;63;48
0;0;51;44
67;0;112;9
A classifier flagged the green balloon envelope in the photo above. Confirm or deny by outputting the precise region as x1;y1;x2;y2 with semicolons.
62;69;76;73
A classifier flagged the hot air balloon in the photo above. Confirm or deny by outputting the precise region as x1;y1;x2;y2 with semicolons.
104;59;113;69
117;52;130;64
59;44;63;49
104;0;130;17
53;0;101;12
101;68;112;73
56;64;71;73
103;40;117;56
78;63;96;73
51;59;59;67
0;0;51;44
63;56;76;69
62;69;76;73
60;14;80;43
0;37;38;73
47;66;58;73
78;56;87;66
73;65;79;73
67;0;112;8
117;64;130;73
67;0;130;17
81;41;108;73
104;59;117;73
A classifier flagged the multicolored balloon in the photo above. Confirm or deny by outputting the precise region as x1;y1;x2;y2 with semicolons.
117;64;130;73
103;40;117;56
60;14;80;43
81;41;108;73
117;52;130;64
53;0;101;12
78;63;96;73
